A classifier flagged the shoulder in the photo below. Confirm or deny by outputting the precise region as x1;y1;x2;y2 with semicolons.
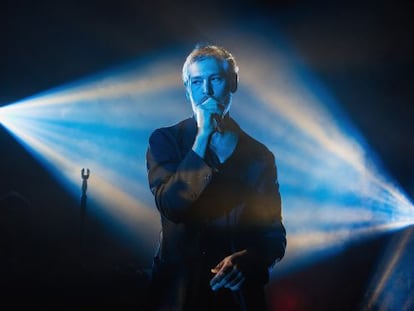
227;117;275;163
149;117;194;146
238;127;275;164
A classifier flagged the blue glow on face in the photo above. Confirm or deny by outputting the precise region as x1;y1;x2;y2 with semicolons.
0;29;413;272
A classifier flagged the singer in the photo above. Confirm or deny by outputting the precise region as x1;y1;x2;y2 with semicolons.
146;44;286;311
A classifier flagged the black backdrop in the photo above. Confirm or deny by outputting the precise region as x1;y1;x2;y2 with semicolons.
1;1;413;310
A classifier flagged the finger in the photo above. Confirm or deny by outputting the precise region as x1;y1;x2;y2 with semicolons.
226;271;244;289
198;97;217;108
211;267;219;274
209;269;227;287
210;261;224;274
210;263;232;284
211;266;238;291
210;270;225;288
228;274;245;291
199;97;223;113
201;96;220;105
196;107;220;123
220;267;239;286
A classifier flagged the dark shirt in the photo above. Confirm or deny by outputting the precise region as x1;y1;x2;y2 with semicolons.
146;116;286;311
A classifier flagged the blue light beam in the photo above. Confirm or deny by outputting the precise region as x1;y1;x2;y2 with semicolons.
0;28;412;272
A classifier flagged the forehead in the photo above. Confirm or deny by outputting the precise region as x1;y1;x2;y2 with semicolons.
187;57;226;78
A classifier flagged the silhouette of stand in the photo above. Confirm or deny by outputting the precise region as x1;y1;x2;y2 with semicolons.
80;168;90;266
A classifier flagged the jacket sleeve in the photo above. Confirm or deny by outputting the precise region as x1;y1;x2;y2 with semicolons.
238;152;286;278
257;159;286;266
146;128;214;223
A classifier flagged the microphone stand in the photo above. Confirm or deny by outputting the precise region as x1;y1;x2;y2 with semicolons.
80;168;90;266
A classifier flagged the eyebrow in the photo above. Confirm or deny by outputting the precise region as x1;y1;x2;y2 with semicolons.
190;73;224;79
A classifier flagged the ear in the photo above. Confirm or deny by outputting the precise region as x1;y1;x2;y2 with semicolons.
229;73;238;93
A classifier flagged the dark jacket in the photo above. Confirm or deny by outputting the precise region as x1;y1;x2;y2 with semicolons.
146;116;286;310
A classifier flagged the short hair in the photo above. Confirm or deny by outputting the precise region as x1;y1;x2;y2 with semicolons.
182;43;239;85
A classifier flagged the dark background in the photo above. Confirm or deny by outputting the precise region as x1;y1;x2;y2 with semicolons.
1;0;413;310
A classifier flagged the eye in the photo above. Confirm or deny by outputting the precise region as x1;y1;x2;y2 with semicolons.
191;79;202;86
211;75;224;84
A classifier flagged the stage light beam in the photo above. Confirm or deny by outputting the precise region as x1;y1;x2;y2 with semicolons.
0;29;412;272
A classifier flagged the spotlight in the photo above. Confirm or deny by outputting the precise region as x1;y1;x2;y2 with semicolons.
0;33;412;272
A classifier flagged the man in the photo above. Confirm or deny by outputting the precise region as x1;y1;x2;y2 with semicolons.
146;44;286;310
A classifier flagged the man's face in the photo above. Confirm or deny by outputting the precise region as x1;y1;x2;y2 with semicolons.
186;57;233;117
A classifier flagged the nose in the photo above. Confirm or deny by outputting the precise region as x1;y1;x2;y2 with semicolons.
202;80;213;95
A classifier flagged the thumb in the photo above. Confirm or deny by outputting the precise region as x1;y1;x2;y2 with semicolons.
211;262;223;274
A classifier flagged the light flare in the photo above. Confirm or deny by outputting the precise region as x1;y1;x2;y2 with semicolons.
1;31;413;272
